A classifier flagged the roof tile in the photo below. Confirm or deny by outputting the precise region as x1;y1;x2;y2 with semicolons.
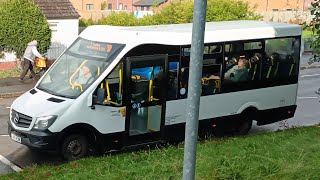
33;0;79;19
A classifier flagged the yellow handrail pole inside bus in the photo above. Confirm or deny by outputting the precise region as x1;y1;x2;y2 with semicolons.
104;80;120;106
149;79;154;101
69;60;88;89
119;65;123;98
106;80;111;101
148;79;152;131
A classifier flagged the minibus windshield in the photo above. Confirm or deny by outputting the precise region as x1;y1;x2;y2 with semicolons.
37;38;125;99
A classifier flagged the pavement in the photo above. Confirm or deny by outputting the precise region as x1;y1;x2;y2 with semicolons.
0;77;36;99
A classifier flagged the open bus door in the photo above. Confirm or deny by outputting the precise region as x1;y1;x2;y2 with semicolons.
124;55;168;146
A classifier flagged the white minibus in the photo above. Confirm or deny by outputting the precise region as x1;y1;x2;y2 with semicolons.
8;21;301;160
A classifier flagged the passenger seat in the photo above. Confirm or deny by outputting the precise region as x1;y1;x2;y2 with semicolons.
248;53;261;80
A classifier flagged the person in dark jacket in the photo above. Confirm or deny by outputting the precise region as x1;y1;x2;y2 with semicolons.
19;40;43;81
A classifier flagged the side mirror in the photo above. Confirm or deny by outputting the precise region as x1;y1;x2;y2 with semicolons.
93;88;106;104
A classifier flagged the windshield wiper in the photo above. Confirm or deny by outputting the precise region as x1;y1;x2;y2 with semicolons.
37;86;56;95
54;93;75;99
37;86;73;99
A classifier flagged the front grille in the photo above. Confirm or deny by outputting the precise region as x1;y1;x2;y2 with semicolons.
11;109;32;128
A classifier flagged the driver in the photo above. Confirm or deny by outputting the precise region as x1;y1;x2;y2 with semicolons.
74;64;96;87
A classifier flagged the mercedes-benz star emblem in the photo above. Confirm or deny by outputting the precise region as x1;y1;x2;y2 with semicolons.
13;113;19;124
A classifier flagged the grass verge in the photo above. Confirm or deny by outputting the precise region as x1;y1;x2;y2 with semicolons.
3;126;320;180
0;68;20;78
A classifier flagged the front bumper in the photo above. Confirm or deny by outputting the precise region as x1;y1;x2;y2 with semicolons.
8;122;58;152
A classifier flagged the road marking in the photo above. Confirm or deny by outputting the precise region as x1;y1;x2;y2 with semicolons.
0;135;9;137
297;97;318;99
0;154;22;172
300;74;320;78
6;107;10;109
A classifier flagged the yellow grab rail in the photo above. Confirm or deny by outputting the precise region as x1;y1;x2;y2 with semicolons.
104;80;121;106
119;64;123;98
69;60;88;91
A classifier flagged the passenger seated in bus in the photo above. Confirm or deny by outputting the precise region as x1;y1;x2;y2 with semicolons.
74;64;96;87
168;71;178;99
224;55;248;82
225;56;238;72
209;55;248;82
153;70;163;99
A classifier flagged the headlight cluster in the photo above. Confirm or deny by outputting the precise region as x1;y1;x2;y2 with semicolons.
33;115;57;130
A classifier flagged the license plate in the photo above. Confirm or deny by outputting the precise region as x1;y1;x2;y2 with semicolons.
11;133;21;143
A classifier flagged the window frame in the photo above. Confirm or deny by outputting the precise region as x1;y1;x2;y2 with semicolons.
86;4;94;11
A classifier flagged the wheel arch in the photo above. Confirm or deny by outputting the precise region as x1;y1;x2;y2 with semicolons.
238;103;260;120
237;102;260;114
58;123;101;147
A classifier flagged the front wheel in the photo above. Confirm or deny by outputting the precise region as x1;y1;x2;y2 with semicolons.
61;134;88;161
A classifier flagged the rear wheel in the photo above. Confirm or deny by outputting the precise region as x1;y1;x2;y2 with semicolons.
235;115;253;135
61;134;88;161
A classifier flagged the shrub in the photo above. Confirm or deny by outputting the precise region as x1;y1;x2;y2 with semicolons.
98;12;138;26
0;0;51;58
308;0;320;64
79;18;96;27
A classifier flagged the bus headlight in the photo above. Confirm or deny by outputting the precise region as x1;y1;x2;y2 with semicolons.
33;115;57;129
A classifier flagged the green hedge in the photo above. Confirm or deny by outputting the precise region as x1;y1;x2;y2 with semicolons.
0;0;51;58
308;0;320;64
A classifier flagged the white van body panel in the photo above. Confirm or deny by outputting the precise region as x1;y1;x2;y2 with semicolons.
10;90;74;131
166;84;297;125
47;88;125;134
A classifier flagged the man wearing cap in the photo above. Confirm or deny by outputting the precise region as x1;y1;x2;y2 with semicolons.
19;40;44;81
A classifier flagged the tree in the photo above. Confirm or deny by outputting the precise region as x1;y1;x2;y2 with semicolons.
101;1;107;10
308;0;320;64
0;0;51;60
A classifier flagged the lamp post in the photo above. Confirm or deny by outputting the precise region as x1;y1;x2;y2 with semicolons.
182;0;207;179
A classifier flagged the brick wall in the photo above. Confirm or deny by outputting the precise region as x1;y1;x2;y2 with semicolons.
70;0;106;20
244;0;316;12
70;0;141;20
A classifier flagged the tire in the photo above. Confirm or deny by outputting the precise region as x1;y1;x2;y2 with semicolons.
61;134;88;161
235;115;253;135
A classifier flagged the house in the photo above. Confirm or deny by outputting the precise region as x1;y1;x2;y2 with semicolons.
244;0;316;23
69;0;107;20
132;0;167;18
69;0;142;20
34;0;80;48
106;0;140;12
133;0;167;11
244;0;317;12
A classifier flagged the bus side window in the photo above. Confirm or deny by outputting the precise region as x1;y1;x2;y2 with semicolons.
223;41;263;83
201;63;222;95
167;61;179;100
95;63;123;106
179;67;189;98
201;44;223;95
264;38;300;79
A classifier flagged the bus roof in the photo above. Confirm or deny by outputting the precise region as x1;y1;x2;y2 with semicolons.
80;20;301;45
